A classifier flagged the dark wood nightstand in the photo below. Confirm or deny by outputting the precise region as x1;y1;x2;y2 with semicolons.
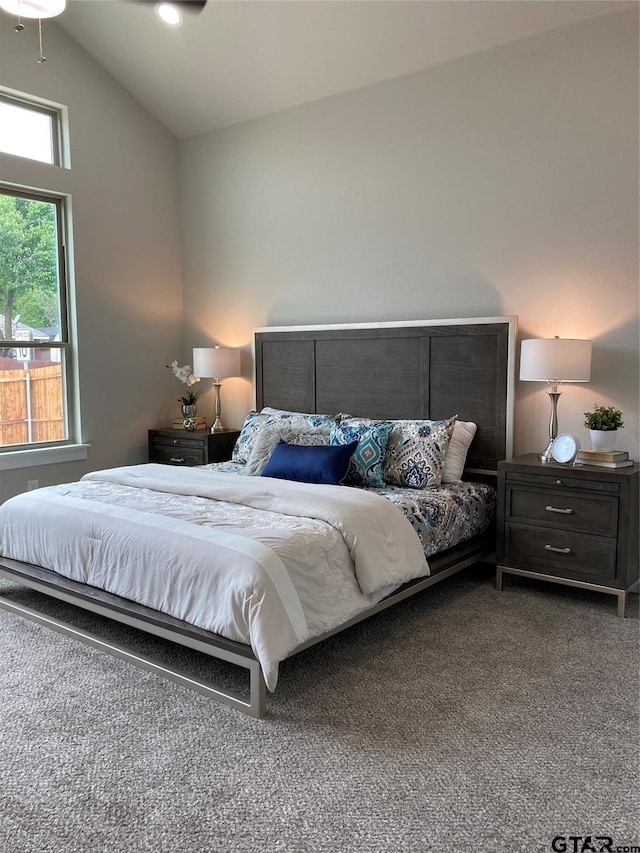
148;429;240;467
496;454;639;617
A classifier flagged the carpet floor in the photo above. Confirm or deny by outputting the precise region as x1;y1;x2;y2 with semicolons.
0;566;638;853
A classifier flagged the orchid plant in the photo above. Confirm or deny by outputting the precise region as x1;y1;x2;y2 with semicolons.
167;361;201;406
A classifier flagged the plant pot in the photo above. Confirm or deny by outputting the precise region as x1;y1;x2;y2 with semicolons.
589;429;617;452
181;404;197;418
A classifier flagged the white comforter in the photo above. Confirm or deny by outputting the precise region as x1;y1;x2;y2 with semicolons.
0;465;428;690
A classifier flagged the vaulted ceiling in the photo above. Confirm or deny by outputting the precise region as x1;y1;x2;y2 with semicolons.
49;0;636;138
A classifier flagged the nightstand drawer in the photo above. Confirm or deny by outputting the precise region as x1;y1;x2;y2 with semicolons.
506;486;618;537
507;471;620;494
152;435;207;451
150;443;205;466
503;524;617;581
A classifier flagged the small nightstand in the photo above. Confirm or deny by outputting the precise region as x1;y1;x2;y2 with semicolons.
148;429;240;467
496;454;639;617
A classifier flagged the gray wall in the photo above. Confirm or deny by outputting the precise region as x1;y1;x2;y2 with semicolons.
0;19;183;501
1;7;637;504
180;9;639;458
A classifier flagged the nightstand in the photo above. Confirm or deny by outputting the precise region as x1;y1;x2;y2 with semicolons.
148;429;240;466
496;454;639;617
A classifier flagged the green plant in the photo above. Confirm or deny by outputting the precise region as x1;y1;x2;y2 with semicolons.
583;405;624;431
178;387;200;406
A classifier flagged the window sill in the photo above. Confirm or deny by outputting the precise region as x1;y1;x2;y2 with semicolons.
0;443;89;471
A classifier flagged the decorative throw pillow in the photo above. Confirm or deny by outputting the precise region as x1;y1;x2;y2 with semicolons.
330;421;393;488
260;407;335;424
231;411;271;464
383;416;456;489
233;410;335;465
441;421;477;483
261;440;358;485
245;423;331;475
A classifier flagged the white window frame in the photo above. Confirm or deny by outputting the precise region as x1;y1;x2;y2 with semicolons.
0;91;63;166
0;91;87;470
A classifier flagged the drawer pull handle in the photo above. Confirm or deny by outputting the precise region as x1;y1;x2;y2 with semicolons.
544;544;571;555
545;505;573;514
169;456;185;463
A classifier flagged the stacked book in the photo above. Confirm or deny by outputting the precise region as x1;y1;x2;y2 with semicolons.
171;416;207;431
576;449;634;469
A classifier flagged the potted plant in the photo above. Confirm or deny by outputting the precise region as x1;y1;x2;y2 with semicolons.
583;404;624;452
178;386;201;416
167;361;201;417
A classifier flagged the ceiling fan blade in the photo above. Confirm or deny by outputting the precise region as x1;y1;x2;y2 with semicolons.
169;0;206;12
138;0;207;14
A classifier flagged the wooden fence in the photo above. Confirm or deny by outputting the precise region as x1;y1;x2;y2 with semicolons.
0;363;65;447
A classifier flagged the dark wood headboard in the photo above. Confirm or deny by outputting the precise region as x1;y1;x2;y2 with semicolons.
253;317;516;474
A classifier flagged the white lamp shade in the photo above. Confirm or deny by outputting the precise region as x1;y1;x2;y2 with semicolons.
520;338;591;382
192;346;240;379
0;0;66;18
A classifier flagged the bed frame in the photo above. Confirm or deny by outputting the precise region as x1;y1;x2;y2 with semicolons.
0;316;516;717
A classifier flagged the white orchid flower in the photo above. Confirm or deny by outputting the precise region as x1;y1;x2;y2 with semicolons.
169;362;195;384
166;361;201;404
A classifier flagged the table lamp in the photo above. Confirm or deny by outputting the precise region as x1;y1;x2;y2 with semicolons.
520;336;592;462
192;346;241;432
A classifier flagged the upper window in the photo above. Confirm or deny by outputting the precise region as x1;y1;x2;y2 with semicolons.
0;94;60;165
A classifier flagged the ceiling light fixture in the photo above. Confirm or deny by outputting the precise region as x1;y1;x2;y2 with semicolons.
0;0;66;63
155;2;183;26
0;0;65;17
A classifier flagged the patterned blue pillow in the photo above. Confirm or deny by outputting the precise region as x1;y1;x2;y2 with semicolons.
232;410;336;464
261;407;335;424
231;411;269;464
383;416;456;489
330;421;393;488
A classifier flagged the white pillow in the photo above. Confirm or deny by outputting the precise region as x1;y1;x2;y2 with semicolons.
441;421;477;483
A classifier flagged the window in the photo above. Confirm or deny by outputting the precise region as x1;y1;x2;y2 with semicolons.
0;89;77;458
0;94;60;165
0;188;72;451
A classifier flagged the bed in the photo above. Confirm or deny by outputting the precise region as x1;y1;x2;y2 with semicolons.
0;317;516;717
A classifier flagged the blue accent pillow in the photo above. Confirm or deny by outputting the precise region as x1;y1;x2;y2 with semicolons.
261;440;358;485
330;422;393;488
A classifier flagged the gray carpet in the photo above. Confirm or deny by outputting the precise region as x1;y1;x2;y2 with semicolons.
0;566;638;853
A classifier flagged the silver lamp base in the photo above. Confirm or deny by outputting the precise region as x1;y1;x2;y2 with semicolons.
539;388;561;463
209;380;226;432
539;438;555;463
